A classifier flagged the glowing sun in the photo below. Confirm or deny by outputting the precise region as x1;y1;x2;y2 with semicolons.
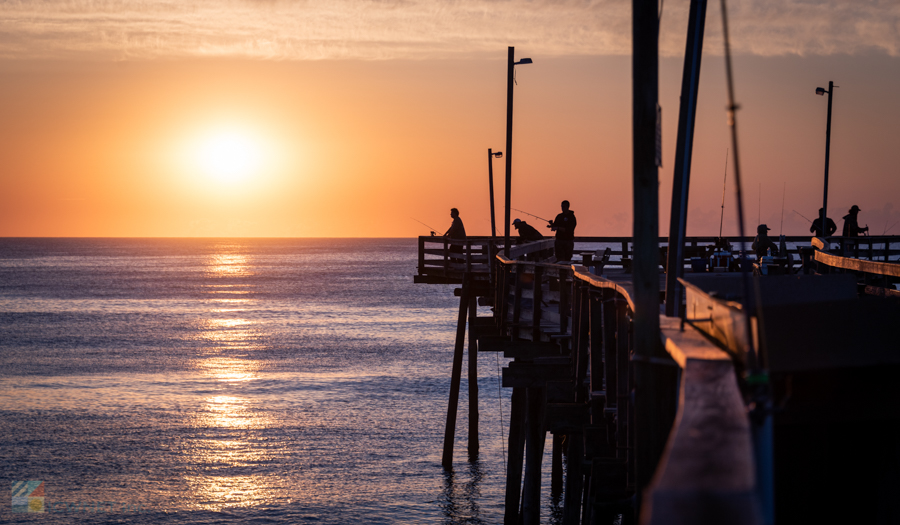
195;129;264;183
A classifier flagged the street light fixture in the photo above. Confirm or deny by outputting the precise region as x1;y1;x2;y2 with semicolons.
504;47;534;256
488;149;503;237
816;81;836;238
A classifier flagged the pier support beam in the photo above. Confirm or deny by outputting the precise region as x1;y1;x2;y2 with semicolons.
504;387;527;524
562;431;584;525
442;277;470;470
467;292;480;459
522;386;546;525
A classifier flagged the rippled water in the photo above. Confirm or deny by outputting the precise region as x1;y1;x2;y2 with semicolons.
0;238;545;523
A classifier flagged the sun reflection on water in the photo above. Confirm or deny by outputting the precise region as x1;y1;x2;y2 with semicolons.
184;394;283;510
206;254;251;277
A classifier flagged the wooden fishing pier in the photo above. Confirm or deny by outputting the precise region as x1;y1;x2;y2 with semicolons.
415;234;900;524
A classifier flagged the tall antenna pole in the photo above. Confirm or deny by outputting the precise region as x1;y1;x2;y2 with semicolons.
719;148;728;238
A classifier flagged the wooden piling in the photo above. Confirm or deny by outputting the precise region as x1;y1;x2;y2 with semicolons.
504;387;527;524
551;433;564;496
467;292;479;459
522;386;546;525
563;430;584;525
442;277;470;470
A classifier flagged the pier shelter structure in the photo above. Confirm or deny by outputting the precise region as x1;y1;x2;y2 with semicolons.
415;234;900;525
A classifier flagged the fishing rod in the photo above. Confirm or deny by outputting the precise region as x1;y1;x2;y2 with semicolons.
779;182;786;236
510;207;551;223
718;148;728;238
792;209;813;224
411;218;438;236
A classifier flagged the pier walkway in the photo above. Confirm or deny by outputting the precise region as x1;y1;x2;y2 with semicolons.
416;234;900;524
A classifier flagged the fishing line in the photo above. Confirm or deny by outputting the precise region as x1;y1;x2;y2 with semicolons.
496;351;506;470
719;148;728;238
722;1;773;516
721;0;765;373
411;218;438;232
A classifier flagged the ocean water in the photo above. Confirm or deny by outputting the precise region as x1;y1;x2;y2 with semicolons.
0;238;549;524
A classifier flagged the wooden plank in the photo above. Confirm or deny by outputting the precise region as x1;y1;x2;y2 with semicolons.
572;265;636;311
643;317;761;525
502;363;571;388
815;250;900;277
864;285;900;299
507;239;556;259
659;316;732;369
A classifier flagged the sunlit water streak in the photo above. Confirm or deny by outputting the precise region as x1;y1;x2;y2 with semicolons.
0;238;561;523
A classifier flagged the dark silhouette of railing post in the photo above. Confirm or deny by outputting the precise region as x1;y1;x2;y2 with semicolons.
632;0;675;519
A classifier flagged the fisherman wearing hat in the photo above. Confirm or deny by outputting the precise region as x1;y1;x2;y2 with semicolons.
841;205;868;237
753;224;779;260
513;218;543;243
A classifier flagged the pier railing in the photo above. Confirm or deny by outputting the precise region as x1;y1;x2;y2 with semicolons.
481;250;758;524
424;233;900;523
415;235;847;285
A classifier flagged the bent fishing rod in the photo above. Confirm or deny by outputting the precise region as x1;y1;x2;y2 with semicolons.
510;207;551;223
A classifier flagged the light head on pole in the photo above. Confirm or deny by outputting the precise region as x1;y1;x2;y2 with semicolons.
492;151;503;158
815;87;827;96
515;58;533;65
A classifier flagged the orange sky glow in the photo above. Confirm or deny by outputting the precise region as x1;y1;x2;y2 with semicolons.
1;1;899;238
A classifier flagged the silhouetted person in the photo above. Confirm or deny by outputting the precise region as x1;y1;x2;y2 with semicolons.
443;208;466;256
810;208;837;237
513;218;543;243
753;224;779;260
842;205;868;237
548;200;577;262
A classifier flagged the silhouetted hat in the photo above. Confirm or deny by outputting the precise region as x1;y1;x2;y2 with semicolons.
513;218;521;225
757;224;770;234
850;205;861;212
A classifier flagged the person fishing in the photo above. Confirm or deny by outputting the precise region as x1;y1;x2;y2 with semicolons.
512;218;543;243
548;200;577;262
753;224;779;260
810;208;837;237
443;208;466;256
841;205;868;237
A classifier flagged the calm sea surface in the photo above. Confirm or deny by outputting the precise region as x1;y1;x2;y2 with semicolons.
0;238;561;524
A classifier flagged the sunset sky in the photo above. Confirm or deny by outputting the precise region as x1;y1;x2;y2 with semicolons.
1;1;899;238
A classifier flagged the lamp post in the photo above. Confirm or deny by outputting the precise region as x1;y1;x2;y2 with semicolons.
816;81;835;238
503;47;533;257
488;149;503;238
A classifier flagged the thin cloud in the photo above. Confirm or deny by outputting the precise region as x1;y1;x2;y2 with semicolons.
0;0;897;60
